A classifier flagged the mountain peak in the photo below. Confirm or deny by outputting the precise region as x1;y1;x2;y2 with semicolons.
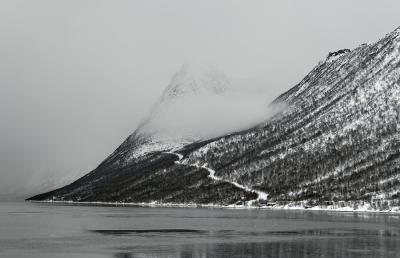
160;62;230;101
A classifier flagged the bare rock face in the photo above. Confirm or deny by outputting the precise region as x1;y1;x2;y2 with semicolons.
326;49;351;61
29;26;400;209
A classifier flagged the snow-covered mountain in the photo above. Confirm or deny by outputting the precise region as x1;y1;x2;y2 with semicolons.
24;63;232;198
159;62;230;101
29;26;400;211
99;62;231;169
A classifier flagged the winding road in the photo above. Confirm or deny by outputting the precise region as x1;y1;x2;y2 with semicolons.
163;151;268;204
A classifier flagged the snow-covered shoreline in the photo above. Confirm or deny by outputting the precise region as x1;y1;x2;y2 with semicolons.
27;200;400;214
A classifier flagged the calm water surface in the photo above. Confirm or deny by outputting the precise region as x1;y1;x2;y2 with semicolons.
0;201;399;258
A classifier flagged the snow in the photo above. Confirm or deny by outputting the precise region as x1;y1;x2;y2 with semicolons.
30;200;400;213
163;151;184;163
128;140;187;161
377;174;400;185
161;62;231;100
112;62;233;167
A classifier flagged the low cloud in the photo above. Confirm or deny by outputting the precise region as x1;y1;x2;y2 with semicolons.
144;90;284;141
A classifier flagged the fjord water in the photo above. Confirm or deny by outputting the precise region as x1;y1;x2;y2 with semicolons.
0;202;399;258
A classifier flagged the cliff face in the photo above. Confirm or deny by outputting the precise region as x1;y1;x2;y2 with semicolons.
29;27;400;209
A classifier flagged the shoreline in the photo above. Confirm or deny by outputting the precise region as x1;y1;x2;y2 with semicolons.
27;200;400;214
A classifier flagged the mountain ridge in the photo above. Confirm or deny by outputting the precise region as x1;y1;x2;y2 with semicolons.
98;62;232;169
28;26;400;211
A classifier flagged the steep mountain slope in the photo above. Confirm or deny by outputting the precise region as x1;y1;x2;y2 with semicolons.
29;26;400;210
182;26;400;208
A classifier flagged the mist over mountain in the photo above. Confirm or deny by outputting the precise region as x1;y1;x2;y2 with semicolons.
19;63;278;197
94;62;280;170
4;1;400;201
139;62;279;140
30;26;400;211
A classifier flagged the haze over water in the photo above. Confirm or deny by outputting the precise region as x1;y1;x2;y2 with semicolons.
0;202;399;258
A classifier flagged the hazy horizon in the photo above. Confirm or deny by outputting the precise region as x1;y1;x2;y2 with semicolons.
1;0;400;199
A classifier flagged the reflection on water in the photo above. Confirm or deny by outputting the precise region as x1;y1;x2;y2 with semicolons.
114;240;398;258
0;202;399;258
90;229;208;235
107;228;400;258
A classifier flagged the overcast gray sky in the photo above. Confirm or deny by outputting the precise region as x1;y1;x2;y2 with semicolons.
1;0;400;199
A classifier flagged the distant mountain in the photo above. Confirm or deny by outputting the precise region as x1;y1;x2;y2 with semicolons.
160;62;230;100
29;26;400;211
